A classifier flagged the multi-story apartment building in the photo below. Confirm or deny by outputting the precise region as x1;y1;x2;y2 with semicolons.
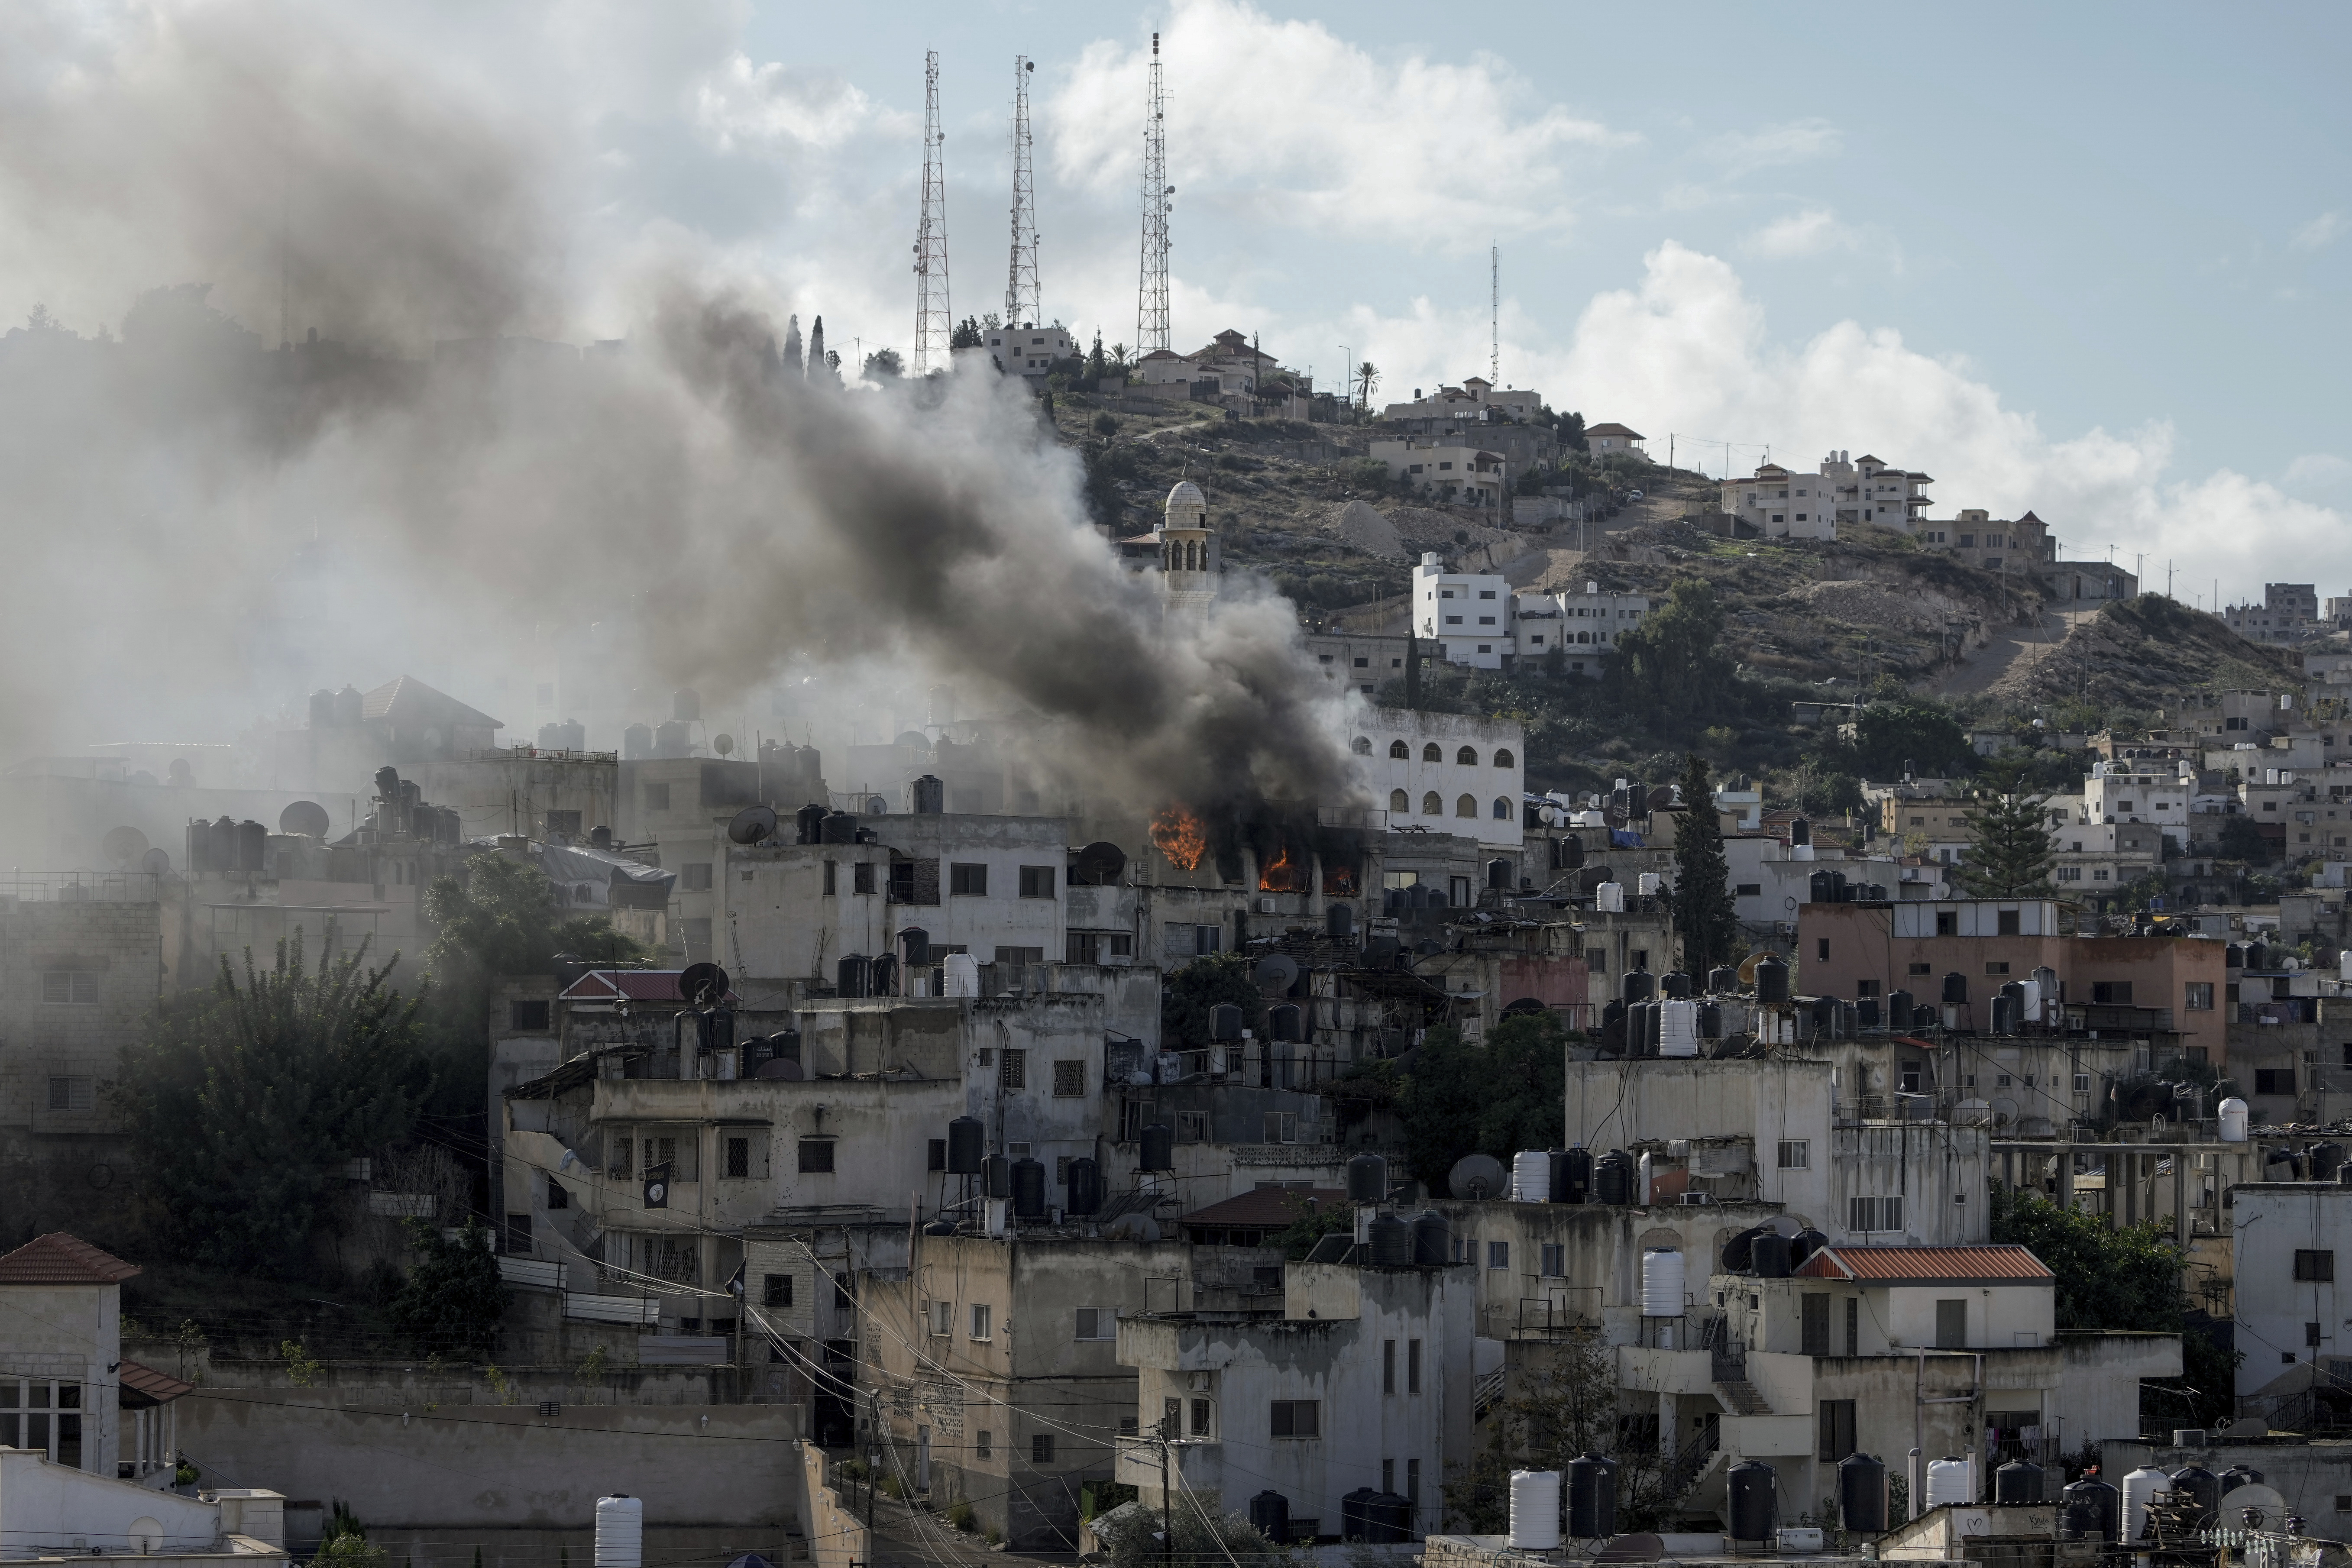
1719;450;1932;540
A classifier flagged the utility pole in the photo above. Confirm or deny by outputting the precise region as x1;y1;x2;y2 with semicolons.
1006;56;1039;331
1158;1422;1175;1568
913;51;952;375
1136;33;1172;355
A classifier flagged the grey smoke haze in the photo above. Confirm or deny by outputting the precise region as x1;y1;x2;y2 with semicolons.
0;2;1351;812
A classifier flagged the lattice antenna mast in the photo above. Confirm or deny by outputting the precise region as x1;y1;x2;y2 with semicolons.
1006;56;1040;330
1490;242;1499;385
913;50;953;375
1136;32;1171;354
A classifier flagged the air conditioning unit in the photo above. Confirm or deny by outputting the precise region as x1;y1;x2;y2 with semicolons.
1679;1193;1712;1206
1257;897;1277;913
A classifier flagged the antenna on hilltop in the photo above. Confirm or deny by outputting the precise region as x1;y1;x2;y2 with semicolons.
1007;56;1040;331
914;50;952;375
1137;32;1172;355
1491;242;1499;386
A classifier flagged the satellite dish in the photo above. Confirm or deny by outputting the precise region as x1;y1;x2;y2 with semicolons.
679;961;730;1005
1448;1152;1507;1200
713;734;735;757
1772;1215;1801;1238
1595;1534;1665;1563
1645;786;1675;810
1253;953;1300;991
1737;951;1767;986
1991;1096;2019;1128
1072;841;1128;886
753;1057;805;1080
728;805;780;845
2219;1484;2286;1524
1573;865;1614;894
141;848;171;876
280;800;332;837
102;826;149;866
2119;1081;2165;1122
895;731;932;751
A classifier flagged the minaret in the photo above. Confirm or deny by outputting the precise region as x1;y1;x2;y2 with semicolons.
1158;479;1216;608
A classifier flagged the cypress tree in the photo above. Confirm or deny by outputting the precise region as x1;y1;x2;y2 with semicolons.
1671;753;1740;976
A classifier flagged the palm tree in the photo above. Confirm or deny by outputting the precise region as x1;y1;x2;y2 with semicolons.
1355;360;1379;411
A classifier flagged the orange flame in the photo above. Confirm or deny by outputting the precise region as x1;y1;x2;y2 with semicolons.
1259;843;1306;892
1150;806;1207;871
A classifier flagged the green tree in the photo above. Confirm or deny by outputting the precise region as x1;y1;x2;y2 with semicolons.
385;1219;508;1359
1160;952;1259;1051
1354;359;1379;409
950;317;983;350
1087;330;1108;380
2217;815;2272;865
1090;1502;1287;1568
1671;753;1739;975
112;934;426;1277
1559;411;1587;453
862;347;902;381
1954;772;2056;899
1444;1332;1673;1531
1269;1193;1354;1260
1850;696;1971;778
1396;1014;1568;1192
1605;579;1734;724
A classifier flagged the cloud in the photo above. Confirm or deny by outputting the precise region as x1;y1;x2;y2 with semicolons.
692;53;911;156
2292;211;2348;253
1743;208;1858;259
1046;0;1632;249
1705;117;1841;178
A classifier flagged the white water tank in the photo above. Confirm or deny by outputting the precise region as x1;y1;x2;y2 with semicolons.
942;952;980;996
1641;1248;1685;1317
2122;1465;2170;1544
1595;881;1625;912
1925;1458;1971;1509
1637;1150;1656;1205
1508;1470;1562;1550
1511;1150;1552;1203
1637;871;1662;896
2018;980;2041;1023
1792;842;1816;861
595;1495;644;1568
1658;999;1699;1057
2219;1097;2249;1142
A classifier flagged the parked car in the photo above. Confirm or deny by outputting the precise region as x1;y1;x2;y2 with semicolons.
1626;488;1645;501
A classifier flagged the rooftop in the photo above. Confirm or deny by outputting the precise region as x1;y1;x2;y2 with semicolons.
0;1232;142;1285
1181;1187;1346;1229
559;969;741;1004
1796;1244;2053;1285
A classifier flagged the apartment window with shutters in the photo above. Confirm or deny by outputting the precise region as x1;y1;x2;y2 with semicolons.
1031;1434;1055;1465
1019;865;1055;897
2186;982;2214;1010
1408;1339;1422;1393
1053;1060;1086;1097
1000;1050;1027;1090
1849;1195;1903;1233
2297;1249;2336;1282
40;972;98;1005
950;863;989;896
1802;1294;1830;1355
681;863;713;892
1778;1140;1810;1170
1540;1244;1566;1278
1817;1399;1857;1461
45;1078;93;1112
764;1274;792;1308
725;1137;750;1179
970;1304;993;1340
929;1301;953;1336
853;861;875;895
1075;1308;1115;1340
1270;1400;1320;1438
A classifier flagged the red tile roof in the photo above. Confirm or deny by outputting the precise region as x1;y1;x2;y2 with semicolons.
1797;1245;2052;1285
1182;1187;1347;1230
1585;423;1646;439
0;1232;142;1285
559;970;739;1004
117;1359;195;1406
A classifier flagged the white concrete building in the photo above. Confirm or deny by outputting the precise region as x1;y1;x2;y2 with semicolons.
1585;422;1647;459
1378;376;1542;423
2230;1180;2352;1417
1412;559;1648;676
1539;581;1650;673
1368;440;1509;507
2081;757;2194;826
1720;451;1933;540
983;323;1076;379
1346;707;1524;850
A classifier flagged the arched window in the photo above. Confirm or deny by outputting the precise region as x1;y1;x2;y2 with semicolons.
1493;797;1512;819
1457;746;1478;766
1352;736;1373;756
1456;793;1477;818
1422;742;1443;763
1493;748;1515;768
1390;789;1410;812
1421;791;1443;815
1389;740;1410;759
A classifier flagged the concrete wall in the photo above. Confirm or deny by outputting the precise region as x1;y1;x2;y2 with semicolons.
176;1391;804;1529
0;1448;262;1555
0;1280;122;1474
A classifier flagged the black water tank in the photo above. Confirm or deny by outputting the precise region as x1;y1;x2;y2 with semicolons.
1249;1492;1289;1545
210;815;236;871
1887;989;1913;1029
911;775;944;815
946;1116;985;1175
983;1154;1010;1199
1552;1148;1592;1204
1626;1001;1654;1057
1751;1233;1793;1278
1708;966;1738;994
1139;1124;1174;1172
2314;1143;2348;1182
1661;970;1693;999
1754;954;1789;1002
2225;944;2246;969
2219;1464;2265;1493
1348;1151;1388;1203
1269;1004;1303;1042
1812;996;1839;1035
795;803;828;844
1341;1488;1379;1543
1411;1210;1449;1266
1728;1460;1778;1542
837;954;871;998
898;927;931;967
821;811;858;844
1010;1158;1047;1219
2170;1464;2220;1520
1789;816;1811;847
1942;970;1968;1004
1789;1228;1828;1268
1994;1459;2045;1504
1838;1453;1887;1534
1622;968;1656;1003
1066;1157;1102;1216
869;954;898;996
1698;1002;1724;1040
1327;902;1355;938
1599;998;1625;1055
236;820;266;873
1809;870;1833;905
2248;941;2271;970
1567;1454;1618;1538
1721;1225;1766;1273
1594;1151;1634;1205
2062;1477;2117;1544
1913;1003;1939;1030
1857;996;1881;1028
1210;1004;1244;1042
1369;1491;1412;1543
1488;858;1513;891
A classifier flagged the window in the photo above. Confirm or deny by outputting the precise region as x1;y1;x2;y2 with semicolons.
1488;1241;1510;1269
950;863;989;896
929;1300;952;1335
1177;1110;1208;1143
1818;1399;1857;1461
1423;743;1442;762
1031;1434;1055;1465
510;999;551;1032
1494;749;1515;767
1986;962;2011;976
1736;883;1761;897
1935;1300;1967;1349
1849;1195;1903;1234
1409;1339;1423;1393
644;782;671;812
1422;791;1443;815
1457;747;1479;766
2297;1250;2336;1282
505;1213;533;1254
975;1430;993;1460
1053;1060;1086;1097
0;1378;83;1466
928;1138;947;1171
1936;912;1958;936
1191;1398;1213;1437
823;860;837;896
2186;982;2214;1010
2257;1069;2296;1096
1354;658;1369;669
45;1077;93;1112
1384;1340;1397;1393
40;972;98;1005
971;1304;993;1340
1019;865;1055;897
681;862;713;892
725;1137;750;1179
852;860;875;895
797;1138;836;1173
1908;962;1931;975
1000;1050;1027;1089
1390;740;1410;759
1390;789;1409;811
684;917;711;947
2090;981;2134;1004
1540;1244;1565;1277
1802;1294;1831;1356
1270;1400;1320;1438
1847;1296;1860;1356
994;945;1044;967
1999;908;2021;936
1493;798;1512;819
1456;794;1476;817
1075;1308;1115;1340
764;1274;793;1308
1778;1140;1810;1170
1818;938;1830;961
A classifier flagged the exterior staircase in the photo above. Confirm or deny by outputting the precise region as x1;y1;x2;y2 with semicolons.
1712;1377;1772;1415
